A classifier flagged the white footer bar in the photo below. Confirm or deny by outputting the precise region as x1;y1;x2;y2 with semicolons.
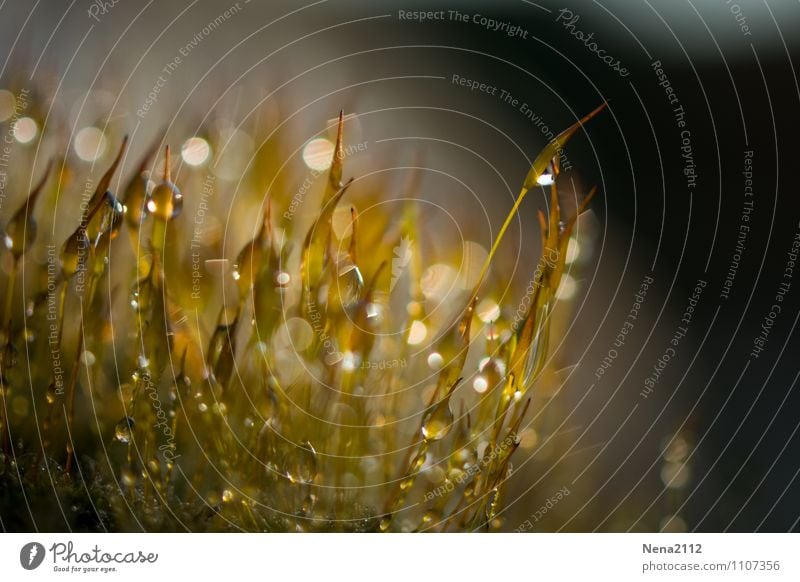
1;533;797;581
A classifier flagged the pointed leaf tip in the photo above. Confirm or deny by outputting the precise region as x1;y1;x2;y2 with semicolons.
522;102;608;191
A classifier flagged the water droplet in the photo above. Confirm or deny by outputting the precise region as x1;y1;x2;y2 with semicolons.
90;192;125;251
286;440;318;485
114;416;135;443
484;488;500;519
421;398;453;441
129;276;154;314
233;215;270;300
45;380;58;404
366;302;380;319
181;137;211;166
336;263;363;308
147;181;182;221
473;375;488;393
422;509;440;525
137;355;150;369
81;350;96;367
427;352;443;370
120;467;136;487
148;149;182;221
147;458;161;476
178;372;191;394
341;351;357;371
222;489;234;502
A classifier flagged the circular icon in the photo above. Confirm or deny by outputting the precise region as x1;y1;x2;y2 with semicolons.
19;542;45;570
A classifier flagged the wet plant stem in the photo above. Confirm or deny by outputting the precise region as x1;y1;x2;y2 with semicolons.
3;259;18;334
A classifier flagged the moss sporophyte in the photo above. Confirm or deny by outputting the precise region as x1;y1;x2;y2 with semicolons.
0;102;606;531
